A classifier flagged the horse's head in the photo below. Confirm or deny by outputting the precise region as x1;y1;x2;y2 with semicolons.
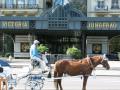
100;54;110;70
90;54;110;70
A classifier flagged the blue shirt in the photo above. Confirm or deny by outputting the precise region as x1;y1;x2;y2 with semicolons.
30;44;41;59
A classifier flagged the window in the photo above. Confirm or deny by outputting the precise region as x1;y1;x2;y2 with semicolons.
0;2;2;8
28;0;36;4
97;0;105;8
28;0;37;8
5;0;13;8
54;0;63;6
21;42;30;52
92;44;102;54
17;0;25;9
111;0;119;9
46;0;52;8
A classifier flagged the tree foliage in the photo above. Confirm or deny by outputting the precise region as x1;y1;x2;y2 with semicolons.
37;44;49;54
66;47;81;59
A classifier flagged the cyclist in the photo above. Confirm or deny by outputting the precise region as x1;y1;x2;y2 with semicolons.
30;40;48;72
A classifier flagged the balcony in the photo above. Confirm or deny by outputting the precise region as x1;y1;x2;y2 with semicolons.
111;3;119;9
0;4;39;16
95;6;108;12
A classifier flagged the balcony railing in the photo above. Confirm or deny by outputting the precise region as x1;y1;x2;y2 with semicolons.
95;6;108;11
111;5;119;9
0;4;39;9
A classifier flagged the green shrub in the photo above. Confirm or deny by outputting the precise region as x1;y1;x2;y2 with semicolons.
37;44;49;54
66;47;81;59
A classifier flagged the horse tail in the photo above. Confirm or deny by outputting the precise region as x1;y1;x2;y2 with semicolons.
54;70;58;89
54;62;59;89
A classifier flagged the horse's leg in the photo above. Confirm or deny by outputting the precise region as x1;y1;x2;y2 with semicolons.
54;71;59;90
57;73;63;90
82;76;89;90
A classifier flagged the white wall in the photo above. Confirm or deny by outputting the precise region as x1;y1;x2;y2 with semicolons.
86;36;108;56
87;0;120;17
14;35;33;58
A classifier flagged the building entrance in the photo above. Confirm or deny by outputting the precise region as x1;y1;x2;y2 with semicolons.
106;35;120;61
37;33;81;54
109;35;120;54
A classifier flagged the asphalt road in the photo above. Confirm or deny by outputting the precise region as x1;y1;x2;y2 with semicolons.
7;61;120;90
12;75;120;90
43;76;120;90
1;57;120;90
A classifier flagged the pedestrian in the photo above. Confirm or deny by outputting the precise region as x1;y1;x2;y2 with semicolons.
30;40;48;72
42;51;48;65
44;51;51;64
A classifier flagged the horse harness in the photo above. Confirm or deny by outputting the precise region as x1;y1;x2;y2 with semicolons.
86;56;94;70
101;55;108;64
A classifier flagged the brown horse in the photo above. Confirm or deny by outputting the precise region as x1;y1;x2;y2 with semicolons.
54;54;110;90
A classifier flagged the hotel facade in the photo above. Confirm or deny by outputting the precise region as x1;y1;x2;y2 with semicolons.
0;0;120;58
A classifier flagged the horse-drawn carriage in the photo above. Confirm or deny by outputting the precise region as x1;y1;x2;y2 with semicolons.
19;57;52;90
19;69;46;90
0;57;50;90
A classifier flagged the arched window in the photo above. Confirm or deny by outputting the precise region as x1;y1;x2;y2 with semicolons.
5;0;13;8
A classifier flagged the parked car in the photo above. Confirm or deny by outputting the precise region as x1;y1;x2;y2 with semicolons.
0;59;11;77
106;54;119;61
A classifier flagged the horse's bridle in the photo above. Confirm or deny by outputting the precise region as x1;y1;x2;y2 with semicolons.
101;58;105;64
101;54;108;63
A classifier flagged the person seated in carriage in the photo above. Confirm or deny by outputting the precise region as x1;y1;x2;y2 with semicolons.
30;40;48;72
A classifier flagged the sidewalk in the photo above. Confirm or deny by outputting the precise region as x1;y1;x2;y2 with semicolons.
9;58;120;68
10;60;120;76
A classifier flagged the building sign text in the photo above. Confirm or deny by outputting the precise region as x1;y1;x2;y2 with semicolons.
0;21;29;29
87;22;117;30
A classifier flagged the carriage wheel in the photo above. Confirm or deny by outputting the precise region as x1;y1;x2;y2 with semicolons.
38;79;44;89
25;80;44;90
25;81;36;90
